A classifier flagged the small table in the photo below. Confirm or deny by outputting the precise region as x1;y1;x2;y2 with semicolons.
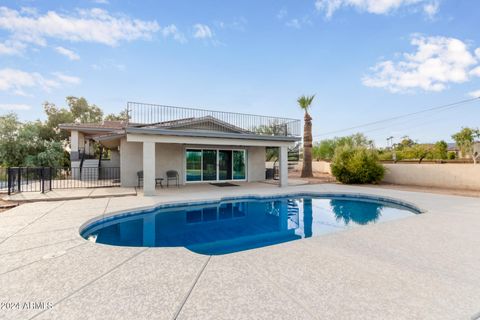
155;178;164;188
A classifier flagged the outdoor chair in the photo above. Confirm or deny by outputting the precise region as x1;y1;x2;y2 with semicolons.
166;170;179;188
137;171;163;188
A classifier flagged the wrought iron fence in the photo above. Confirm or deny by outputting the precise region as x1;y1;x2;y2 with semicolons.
126;102;301;137
2;167;120;195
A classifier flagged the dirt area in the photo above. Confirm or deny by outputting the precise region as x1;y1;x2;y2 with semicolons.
0;198;18;213
289;170;480;198
288;170;337;184
369;183;480;198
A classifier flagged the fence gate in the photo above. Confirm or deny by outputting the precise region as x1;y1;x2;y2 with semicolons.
7;167;52;195
4;166;121;195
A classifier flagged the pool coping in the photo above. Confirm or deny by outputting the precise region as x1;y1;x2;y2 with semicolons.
79;191;426;240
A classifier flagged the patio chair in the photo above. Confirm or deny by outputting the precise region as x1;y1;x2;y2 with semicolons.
166;170;179;188
137;171;163;188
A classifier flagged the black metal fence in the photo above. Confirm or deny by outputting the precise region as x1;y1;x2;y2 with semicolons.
0;167;120;195
126;102;301;137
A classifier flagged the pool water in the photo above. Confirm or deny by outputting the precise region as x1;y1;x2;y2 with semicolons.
81;195;420;255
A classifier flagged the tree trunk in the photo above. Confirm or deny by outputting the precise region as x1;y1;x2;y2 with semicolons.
301;111;313;178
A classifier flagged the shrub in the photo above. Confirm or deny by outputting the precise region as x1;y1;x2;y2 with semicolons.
331;145;385;184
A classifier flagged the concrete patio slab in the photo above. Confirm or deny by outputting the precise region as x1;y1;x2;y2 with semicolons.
37;248;209;320
2;187;137;202
0;183;479;319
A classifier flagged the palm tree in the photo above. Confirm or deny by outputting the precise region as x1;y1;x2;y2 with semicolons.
297;95;315;178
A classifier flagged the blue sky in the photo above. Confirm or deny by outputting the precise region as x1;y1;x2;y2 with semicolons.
0;0;479;146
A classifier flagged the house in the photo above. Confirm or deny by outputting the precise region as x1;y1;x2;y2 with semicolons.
447;142;480;159
59;102;301;195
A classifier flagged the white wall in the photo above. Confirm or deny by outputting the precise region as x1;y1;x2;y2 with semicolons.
120;138;143;187
383;163;480;190
302;160;480;191
293;161;332;174
120;140;267;186
156;143;184;185
247;146;266;182
101;150;120;168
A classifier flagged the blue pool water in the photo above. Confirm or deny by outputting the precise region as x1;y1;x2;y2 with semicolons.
81;194;421;255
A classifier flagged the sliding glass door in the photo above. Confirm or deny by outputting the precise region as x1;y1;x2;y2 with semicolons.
219;150;232;180
202;150;217;181
186;148;246;182
186;150;202;182
233;150;246;180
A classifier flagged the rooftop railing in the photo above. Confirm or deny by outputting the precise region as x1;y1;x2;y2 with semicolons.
126;102;301;137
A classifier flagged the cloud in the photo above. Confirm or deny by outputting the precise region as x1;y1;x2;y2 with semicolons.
52;72;81;85
0;40;25;55
470;66;480;77
286;19;301;29
315;0;440;18
277;8;288;20
0;103;31;111
193;24;213;39
55;46;80;60
423;1;439;19
0;6;160;48
362;35;479;93
0;68;79;96
468;90;480;98
215;17;247;32
92;0;109;4
162;24;186;43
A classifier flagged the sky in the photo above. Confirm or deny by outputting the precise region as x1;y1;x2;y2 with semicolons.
0;0;479;146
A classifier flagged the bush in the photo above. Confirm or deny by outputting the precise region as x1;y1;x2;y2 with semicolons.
331;145;385;184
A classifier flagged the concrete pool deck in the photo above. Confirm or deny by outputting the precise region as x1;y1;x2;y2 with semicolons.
1;183;480;319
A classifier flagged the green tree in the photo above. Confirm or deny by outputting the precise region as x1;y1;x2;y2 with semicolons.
433;140;448;160
297;95;315;178
104;110;130;122
452;127;480;164
312;133;372;161
312;139;336;161
331;145;385;184
43;101;74;141
0;113;25;166
66;96;103;123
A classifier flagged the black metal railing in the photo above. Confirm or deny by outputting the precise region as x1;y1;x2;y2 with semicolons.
126;102;301;137
2;167;121;195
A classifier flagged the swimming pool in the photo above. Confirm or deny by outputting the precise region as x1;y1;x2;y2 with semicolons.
81;193;422;255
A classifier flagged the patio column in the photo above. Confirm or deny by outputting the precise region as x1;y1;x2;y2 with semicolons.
279;146;288;187
71;130;79;161
143;141;156;196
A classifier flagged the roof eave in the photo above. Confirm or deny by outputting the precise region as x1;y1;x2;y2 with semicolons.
125;127;301;142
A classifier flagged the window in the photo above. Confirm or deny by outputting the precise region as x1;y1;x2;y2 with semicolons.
185;149;246;182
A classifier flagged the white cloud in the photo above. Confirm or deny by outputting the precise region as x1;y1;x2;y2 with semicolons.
52;72;81;85
286;19;301;29
162;24;186;43
0;40;25;55
193;24;213;39
315;0;439;18
277;8;288;20
215;17;247;32
470;66;480;77
0;6;160;47
363;35;479;93
0;103;31;111
55;46;80;60
423;1;439;19
475;48;480;59
0;68;79;96
468;90;480;98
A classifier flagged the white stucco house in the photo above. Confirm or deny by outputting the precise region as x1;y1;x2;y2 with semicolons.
59;102;301;195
